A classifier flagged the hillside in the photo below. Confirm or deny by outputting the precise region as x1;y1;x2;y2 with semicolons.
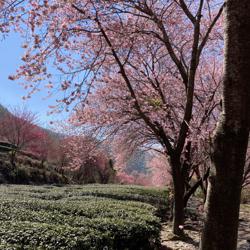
0;150;68;185
0;104;68;184
0;104;159;186
0;104;11;118
0;104;117;185
0;103;61;139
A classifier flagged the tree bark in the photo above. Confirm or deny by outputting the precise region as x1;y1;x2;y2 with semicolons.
200;1;250;249
170;157;210;235
171;157;185;235
183;167;210;207
9;149;17;169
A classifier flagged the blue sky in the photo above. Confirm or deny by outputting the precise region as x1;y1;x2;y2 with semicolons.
0;32;69;127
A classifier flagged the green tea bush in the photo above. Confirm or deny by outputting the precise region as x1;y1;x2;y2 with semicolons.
0;185;168;249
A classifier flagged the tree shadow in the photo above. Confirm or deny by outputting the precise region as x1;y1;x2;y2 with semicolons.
159;246;173;250
238;206;250;249
181;234;199;247
161;232;199;249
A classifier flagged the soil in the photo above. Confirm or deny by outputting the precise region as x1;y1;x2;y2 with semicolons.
160;201;250;250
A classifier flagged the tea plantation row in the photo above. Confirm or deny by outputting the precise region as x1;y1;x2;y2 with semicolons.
0;185;168;250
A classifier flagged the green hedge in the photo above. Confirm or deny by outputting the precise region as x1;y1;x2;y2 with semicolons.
0;185;168;249
23;185;168;218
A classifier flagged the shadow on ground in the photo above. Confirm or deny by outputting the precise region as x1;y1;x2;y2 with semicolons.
160;202;250;250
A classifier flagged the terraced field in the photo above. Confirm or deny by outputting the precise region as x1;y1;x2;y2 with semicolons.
0;185;168;250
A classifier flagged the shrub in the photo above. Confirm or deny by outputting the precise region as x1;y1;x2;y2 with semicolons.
0;185;168;249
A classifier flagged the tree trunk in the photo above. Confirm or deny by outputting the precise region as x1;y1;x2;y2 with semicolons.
9;149;16;169
183;167;210;207
200;1;250;249
171;157;185;235
200;128;248;250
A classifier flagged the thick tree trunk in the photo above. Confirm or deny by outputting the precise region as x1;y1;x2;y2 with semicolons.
200;1;250;249
171;157;185;235
172;188;184;235
200;127;249;250
170;156;209;235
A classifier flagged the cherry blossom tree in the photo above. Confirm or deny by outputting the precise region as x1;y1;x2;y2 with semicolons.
0;107;40;166
0;0;224;235
58;131;115;184
29;129;55;166
112;138;171;186
147;152;172;186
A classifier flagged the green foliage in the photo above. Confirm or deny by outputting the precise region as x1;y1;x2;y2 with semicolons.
0;185;168;249
0;153;68;185
147;98;162;108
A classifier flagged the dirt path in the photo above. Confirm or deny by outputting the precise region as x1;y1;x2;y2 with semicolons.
160;204;250;250
238;204;250;250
